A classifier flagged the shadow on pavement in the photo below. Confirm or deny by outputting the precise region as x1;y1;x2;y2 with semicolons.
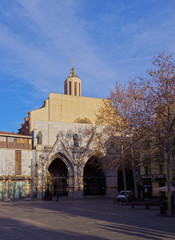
0;217;107;240
98;223;175;240
1;197;175;239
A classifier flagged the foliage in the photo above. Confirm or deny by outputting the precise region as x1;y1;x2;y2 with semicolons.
95;53;175;212
139;53;175;216
95;80;146;198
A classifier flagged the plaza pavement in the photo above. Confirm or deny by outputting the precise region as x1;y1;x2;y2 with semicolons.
0;196;175;240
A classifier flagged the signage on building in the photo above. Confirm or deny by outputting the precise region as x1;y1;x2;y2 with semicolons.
143;184;152;187
141;174;164;179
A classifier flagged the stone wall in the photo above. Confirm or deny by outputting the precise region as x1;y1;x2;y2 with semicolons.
33;120;118;199
29;93;105;133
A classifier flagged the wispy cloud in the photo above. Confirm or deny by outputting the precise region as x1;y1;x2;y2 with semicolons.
0;0;174;97
0;0;118;97
0;0;175;131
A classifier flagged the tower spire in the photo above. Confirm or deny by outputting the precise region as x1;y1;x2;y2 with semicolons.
70;58;75;77
71;57;75;68
64;62;81;96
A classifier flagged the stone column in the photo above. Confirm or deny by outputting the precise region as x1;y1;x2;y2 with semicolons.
73;166;84;198
105;170;118;198
37;165;43;199
68;174;74;197
35;146;45;199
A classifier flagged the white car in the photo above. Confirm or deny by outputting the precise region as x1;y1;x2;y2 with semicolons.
117;190;133;202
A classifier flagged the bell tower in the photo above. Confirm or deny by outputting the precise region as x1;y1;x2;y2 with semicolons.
64;67;81;96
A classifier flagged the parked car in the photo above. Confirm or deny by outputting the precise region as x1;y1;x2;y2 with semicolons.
117;190;133;202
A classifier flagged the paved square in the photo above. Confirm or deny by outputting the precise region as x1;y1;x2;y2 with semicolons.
0;197;175;240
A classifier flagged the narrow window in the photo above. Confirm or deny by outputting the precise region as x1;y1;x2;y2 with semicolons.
145;166;149;175
74;82;77;96
69;81;71;95
64;82;67;94
8;137;15;142
159;165;164;175
79;82;81;96
15;150;21;175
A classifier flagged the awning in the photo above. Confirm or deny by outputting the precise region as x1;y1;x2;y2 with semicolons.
154;186;175;192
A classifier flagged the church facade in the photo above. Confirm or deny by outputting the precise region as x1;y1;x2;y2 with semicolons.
0;67;117;200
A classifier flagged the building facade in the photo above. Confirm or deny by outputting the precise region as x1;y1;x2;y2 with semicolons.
140;152;174;198
0;131;33;200
0;67;118;200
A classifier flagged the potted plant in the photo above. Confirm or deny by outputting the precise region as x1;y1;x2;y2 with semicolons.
44;189;52;200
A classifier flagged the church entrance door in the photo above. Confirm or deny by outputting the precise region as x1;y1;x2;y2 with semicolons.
48;158;68;196
84;157;106;195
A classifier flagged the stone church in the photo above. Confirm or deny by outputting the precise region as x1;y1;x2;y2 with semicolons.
0;67;117;200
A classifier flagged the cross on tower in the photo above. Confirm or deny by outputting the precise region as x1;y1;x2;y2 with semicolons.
71;58;75;68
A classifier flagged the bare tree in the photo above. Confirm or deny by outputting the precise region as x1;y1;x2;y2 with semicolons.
96;81;145;199
86;126;120;201
139;53;175;216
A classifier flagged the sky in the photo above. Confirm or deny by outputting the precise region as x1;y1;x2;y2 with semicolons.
0;0;175;133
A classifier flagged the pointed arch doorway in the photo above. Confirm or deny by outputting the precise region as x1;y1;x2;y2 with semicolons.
48;157;68;196
83;156;106;195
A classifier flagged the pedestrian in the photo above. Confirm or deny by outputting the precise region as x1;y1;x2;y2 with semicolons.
56;193;59;202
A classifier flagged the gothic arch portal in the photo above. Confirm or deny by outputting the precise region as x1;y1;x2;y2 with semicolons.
46;152;74;175
83;156;106;195
46;152;74;197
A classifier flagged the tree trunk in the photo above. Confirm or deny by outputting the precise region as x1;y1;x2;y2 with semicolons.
131;141;138;199
113;171;118;204
167;105;172;216
132;166;138;199
13;180;16;201
121;142;127;199
122;165;127;198
167;159;171;216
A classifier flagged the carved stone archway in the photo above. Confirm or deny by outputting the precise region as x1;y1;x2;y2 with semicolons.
46;152;74;197
83;156;106;196
73;117;92;124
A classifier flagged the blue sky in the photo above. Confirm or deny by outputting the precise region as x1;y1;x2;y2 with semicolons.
0;0;175;133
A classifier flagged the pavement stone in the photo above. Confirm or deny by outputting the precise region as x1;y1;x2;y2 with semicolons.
0;196;175;240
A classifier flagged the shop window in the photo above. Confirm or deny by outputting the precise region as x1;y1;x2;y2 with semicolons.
143;154;151;164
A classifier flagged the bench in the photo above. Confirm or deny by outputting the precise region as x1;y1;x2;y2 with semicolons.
132;199;161;209
149;199;161;207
